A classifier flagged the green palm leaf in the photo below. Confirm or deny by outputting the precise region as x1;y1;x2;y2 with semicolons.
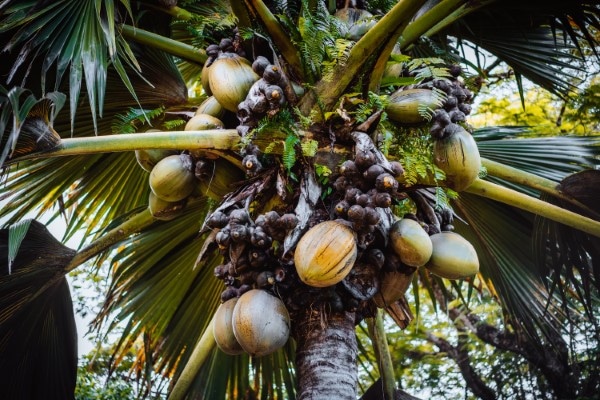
0;0;140;132
0;220;77;400
0;45;188;245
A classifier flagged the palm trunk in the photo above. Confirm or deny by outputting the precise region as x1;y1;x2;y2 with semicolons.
294;310;358;399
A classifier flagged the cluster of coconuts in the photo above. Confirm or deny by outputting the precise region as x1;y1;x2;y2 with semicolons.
213;289;290;357
385;65;482;192
208;206;302;357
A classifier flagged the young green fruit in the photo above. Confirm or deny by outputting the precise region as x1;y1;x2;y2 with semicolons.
426;232;479;279
433;126;481;191
389;219;433;267
386;89;441;125
149;154;196;202
208;53;259;112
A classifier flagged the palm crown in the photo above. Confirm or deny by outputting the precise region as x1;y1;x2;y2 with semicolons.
0;1;599;399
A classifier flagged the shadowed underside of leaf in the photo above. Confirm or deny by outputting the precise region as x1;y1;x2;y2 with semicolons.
0;219;77;400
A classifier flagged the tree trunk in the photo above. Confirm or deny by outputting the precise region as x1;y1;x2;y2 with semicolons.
294;309;358;399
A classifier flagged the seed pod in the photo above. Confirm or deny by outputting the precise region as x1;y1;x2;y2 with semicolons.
458;103;472;115
238;284;252;296
229;208;251;225
209;52;260;112
148;191;186;221
333;176;350;192
364;207;380;225
251;228;272;249
347;204;366;222
386;89;441;125
230;224;249;242
432;109;451;126
256;271;275;288
252;56;271;76
294;221;358;287
149;154;196;202
185;113;224;131
263;65;282;84
433;125;481;191
389;218;433;267
388;161;404;177
206;44;220;58
355;193;371;207
373;192;392;208
242;154;262;173
195;96;226;119
249;250;268;268
265;84;285;107
443;95;458;110
206;211;229;229
213;298;245;355
220;286;238;302
426;232;479;279
375;173;398;192
344;188;361;203
448;109;466;123
354;150;376;169
232;289;290;357
372;269;415;308
278;213;299;230
216;229;232;248
214;264;228;279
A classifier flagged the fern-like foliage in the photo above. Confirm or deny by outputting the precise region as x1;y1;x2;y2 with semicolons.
111;107;164;134
283;133;300;172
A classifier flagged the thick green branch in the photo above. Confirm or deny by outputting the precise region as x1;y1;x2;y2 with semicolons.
466;179;600;238
481;157;600;219
120;24;207;65
168;316;216;400
66;208;156;273
398;0;466;49
7;130;241;163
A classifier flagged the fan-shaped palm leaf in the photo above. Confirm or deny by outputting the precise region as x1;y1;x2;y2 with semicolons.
0;0;141;132
420;1;600;97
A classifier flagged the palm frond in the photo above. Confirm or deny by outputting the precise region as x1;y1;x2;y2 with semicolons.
0;0;140;133
452;193;570;342
0;220;77;400
0;44;188;246
429;1;600;97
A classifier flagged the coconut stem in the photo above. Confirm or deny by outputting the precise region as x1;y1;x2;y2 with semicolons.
120;24;207;65
481;157;600;219
466;178;600;238
169;316;217;400
66;208;156;272
367;310;396;400
398;0;466;50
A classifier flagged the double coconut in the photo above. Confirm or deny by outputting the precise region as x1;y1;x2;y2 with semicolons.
213;290;290;357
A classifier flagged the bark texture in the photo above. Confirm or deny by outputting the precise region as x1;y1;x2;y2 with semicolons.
294;310;358;400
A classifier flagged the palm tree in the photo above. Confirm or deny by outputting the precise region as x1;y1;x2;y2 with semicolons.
1;1;599;399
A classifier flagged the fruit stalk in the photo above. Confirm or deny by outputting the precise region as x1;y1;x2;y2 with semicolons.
120;24;206;65
367;309;396;400
481;157;600;219
169;316;217;400
466;178;600;238
66;208;156;272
